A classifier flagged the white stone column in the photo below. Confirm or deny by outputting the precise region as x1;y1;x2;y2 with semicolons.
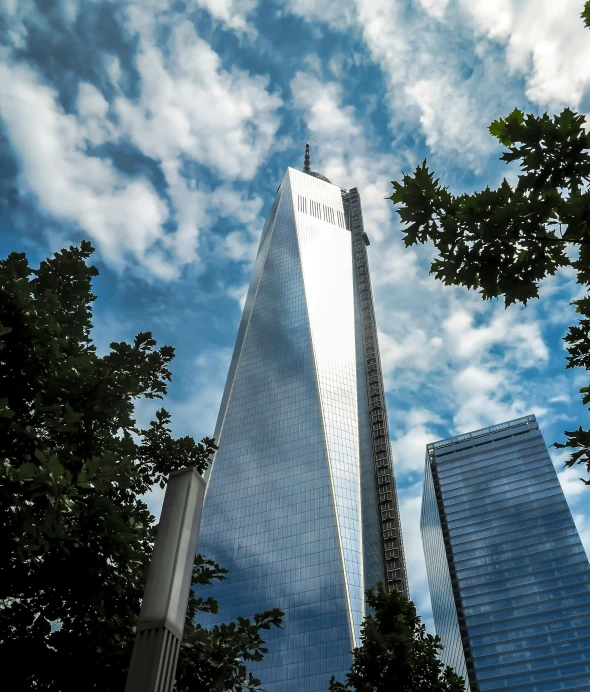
125;467;206;692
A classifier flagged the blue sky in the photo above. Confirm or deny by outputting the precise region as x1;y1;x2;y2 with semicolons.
2;0;590;632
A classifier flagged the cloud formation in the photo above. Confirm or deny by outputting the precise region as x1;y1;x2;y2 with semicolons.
1;0;281;278
459;0;590;108
116;12;281;180
0;60;170;273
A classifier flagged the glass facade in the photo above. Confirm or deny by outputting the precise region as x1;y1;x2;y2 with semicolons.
421;415;590;692
196;166;406;690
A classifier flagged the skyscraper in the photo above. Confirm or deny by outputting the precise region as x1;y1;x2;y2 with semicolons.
196;150;407;691
421;415;590;692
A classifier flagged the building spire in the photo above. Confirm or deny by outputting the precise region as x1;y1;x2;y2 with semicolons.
303;142;311;172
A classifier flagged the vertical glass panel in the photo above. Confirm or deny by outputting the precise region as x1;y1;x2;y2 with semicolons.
421;461;471;688
197;171;353;691
291;168;363;642
423;418;590;691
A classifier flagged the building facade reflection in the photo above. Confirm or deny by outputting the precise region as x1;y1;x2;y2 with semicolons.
196;163;407;691
422;415;590;692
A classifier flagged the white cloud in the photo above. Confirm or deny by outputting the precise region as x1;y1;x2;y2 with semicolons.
390;410;444;481
406;408;444;428
0;61;171;275
291;71;362;143
416;0;450;20
285;0;590;168
208;185;264;243
328;51;370;79
443;306;549;368
370;241;420;287
224;230;257;261
194;0;258;35
459;0;590;108
548;394;571;405
573;513;590;560
404;77;495;174
1;0;45;48
379;327;444;387
166;348;233;441
391;421;435;476
354;0;498;171
558;466;588;504
227;283;249;310
77;82;109;127
210;186;263;262
116;17;281;181
0;4;281;279
158;158;209;270
110;12;279;271
104;53;122;85
398;481;434;631
457;0;513;39
280;0;356;31
451;364;527;432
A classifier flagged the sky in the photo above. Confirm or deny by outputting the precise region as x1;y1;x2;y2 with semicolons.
2;0;590;633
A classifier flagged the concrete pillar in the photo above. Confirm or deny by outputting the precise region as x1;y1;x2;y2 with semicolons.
125;467;206;692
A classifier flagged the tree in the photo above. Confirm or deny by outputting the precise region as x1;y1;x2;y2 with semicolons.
329;584;464;692
0;241;282;691
389;2;590;485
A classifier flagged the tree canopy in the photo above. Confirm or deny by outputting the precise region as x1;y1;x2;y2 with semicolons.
330;584;464;692
389;2;590;485
0;241;281;691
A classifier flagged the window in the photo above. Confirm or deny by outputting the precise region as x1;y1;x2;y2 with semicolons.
297;195;308;214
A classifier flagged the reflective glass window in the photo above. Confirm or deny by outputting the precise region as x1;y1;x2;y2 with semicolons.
197;170;372;690
421;418;590;692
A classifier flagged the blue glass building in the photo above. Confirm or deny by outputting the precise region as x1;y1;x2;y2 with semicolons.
421;415;590;692
196;157;407;691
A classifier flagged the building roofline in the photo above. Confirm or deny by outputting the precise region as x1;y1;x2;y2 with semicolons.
427;414;537;452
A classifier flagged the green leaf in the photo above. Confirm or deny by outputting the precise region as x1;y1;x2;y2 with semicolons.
489;108;524;145
0;398;14;418
17;463;40;482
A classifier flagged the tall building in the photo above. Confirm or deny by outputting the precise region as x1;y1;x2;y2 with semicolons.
196;148;407;691
421;415;590;692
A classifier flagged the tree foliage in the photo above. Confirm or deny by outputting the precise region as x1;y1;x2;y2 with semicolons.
389;3;590;484
330;584;464;692
0;241;281;690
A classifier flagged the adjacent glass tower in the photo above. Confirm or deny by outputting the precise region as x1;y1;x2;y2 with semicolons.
421;415;590;692
196;158;407;691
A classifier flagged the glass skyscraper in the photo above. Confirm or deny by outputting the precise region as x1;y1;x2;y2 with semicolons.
196;154;407;691
421;415;590;692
